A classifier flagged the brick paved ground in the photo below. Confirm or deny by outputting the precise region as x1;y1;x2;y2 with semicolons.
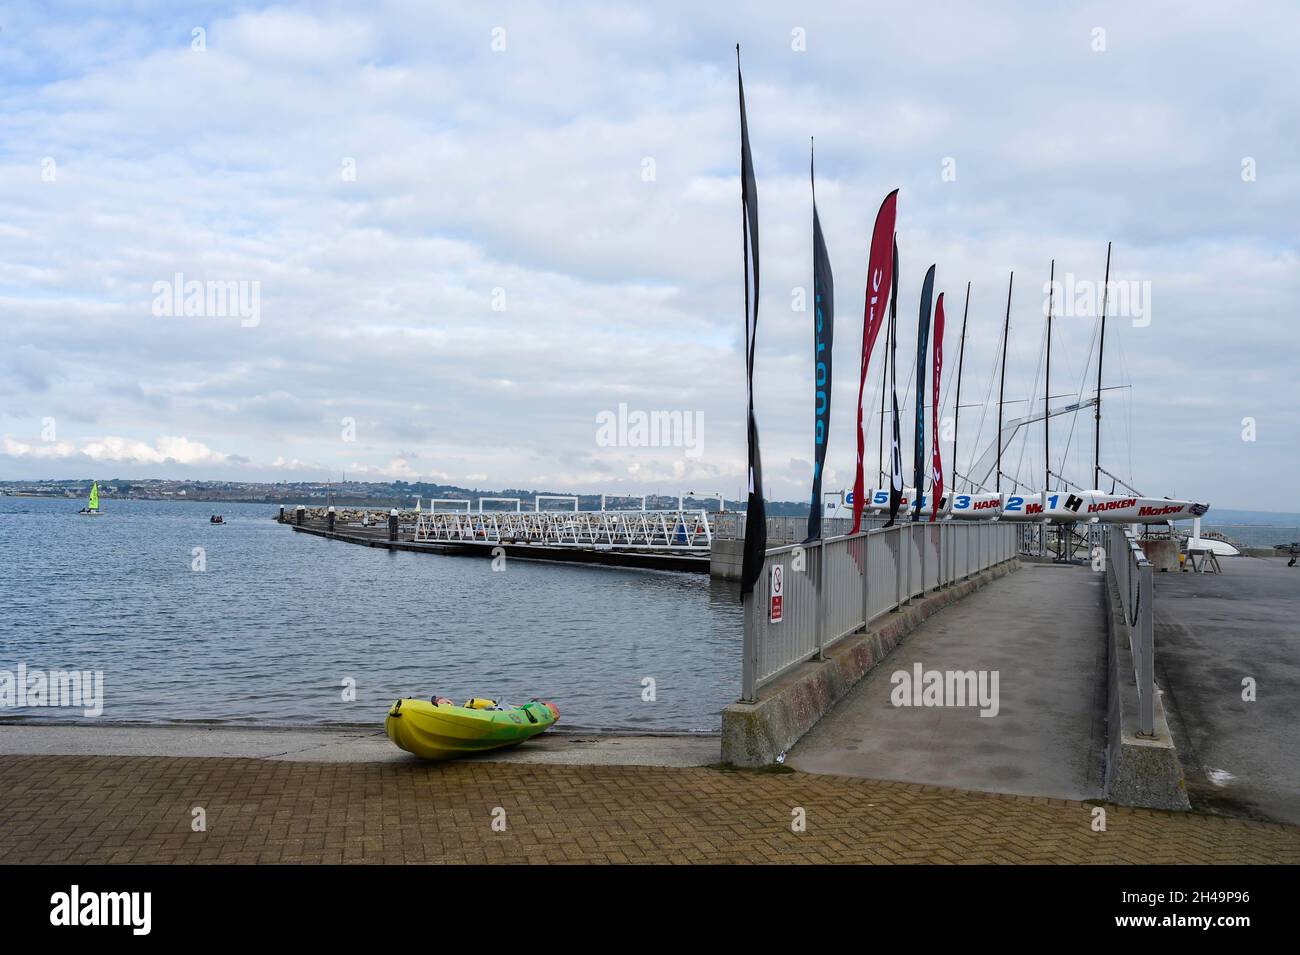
1;755;1297;864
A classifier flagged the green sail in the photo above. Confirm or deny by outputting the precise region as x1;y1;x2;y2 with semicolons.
88;482;99;511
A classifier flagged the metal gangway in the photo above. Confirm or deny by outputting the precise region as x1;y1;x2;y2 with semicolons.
413;495;714;553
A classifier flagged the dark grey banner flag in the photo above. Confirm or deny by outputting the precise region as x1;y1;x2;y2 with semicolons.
913;264;935;520
805;142;834;543
737;49;766;598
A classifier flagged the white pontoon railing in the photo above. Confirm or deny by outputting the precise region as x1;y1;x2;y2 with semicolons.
414;508;713;552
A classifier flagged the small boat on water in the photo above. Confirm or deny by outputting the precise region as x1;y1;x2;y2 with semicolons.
78;482;102;516
210;515;225;524
385;696;559;760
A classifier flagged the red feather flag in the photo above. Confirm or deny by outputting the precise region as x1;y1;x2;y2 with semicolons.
851;189;899;534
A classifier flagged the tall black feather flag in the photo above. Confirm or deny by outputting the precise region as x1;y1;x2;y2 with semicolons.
737;48;766;598
805;139;833;543
886;236;904;527
913;265;936;520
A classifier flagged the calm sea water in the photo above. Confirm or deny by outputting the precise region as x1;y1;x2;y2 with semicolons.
1203;524;1300;548
0;498;741;732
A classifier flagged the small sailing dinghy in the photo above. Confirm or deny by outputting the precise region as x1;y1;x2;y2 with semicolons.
78;482;102;516
385;697;559;761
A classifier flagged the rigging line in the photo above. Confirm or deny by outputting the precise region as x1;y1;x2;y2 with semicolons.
1055;311;1102;484
1057;315;1100;478
1011;317;1048;488
934;313;963;491
924;324;960;495
896;344;918;479
1112;313;1136;487
877;399;988;418
967;318;1002;494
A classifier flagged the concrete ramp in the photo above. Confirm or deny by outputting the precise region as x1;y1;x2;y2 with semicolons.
788;563;1108;801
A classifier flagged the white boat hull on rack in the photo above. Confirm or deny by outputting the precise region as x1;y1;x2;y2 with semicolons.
948;492;1004;520
1040;491;1209;524
998;492;1044;522
823;488;917;520
823;488;957;520
824;488;1209;525
1185;536;1239;557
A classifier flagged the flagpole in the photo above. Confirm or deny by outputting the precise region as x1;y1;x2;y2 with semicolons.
997;272;1013;494
954;282;970;494
886;235;902;528
1094;242;1111;489
878;306;889;487
1045;259;1054;496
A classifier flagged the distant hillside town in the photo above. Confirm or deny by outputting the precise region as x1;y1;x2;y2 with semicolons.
0;477;811;515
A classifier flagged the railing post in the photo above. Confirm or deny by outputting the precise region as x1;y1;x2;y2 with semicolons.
948;524;953;585
948;523;954;584
862;532;871;627
942;523;949;587
741;591;757;702
891;526;901;610
1139;559;1155;736
919;521;927;594
900;525;910;604
815;539;826;660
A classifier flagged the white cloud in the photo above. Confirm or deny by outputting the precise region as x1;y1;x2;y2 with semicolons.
2;438;77;459
81;435;228;467
0;2;1297;509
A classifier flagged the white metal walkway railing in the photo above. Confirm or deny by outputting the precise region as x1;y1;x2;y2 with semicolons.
413;508;714;552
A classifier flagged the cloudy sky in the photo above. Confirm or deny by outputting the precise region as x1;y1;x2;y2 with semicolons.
2;1;1296;510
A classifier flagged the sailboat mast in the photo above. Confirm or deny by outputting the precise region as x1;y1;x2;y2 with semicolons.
953;282;970;494
996;272;1013;493
1045;259;1054;495
1094;242;1111;489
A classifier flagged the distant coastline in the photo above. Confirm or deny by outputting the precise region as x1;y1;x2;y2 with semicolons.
1;480;1297;525
0;478;814;514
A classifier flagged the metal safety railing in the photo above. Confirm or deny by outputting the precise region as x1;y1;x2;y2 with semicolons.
712;513;888;542
740;521;1017;700
1107;525;1155;735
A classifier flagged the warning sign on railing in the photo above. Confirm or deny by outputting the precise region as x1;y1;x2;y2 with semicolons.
769;563;784;623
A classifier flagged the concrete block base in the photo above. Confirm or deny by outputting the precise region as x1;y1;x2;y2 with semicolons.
1138;538;1181;573
710;538;744;580
721;559;1021;767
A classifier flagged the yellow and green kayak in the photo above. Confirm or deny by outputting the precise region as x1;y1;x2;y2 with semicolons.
385;697;559;761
